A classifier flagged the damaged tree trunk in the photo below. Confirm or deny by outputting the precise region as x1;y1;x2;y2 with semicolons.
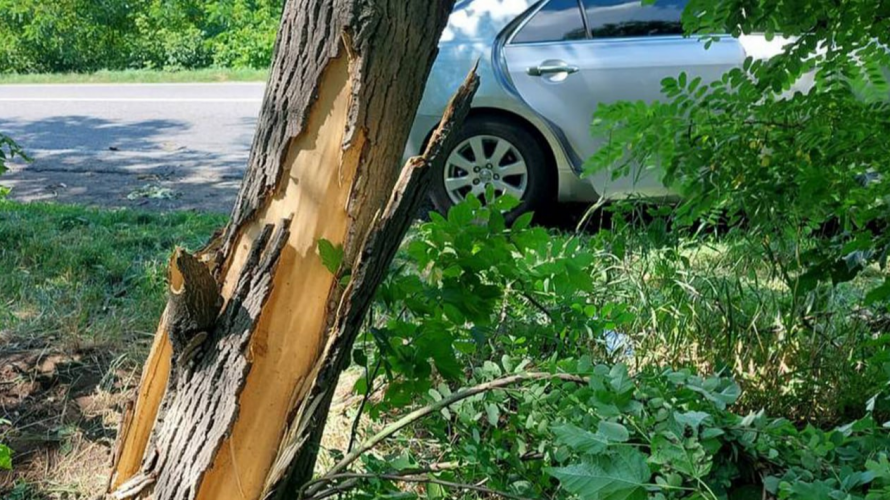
105;1;478;499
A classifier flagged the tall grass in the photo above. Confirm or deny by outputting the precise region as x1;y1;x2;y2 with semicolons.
584;205;888;425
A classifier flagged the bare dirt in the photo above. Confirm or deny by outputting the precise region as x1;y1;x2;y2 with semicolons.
0;333;367;498
0;337;137;498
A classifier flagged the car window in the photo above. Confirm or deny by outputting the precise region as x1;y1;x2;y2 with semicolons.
583;0;687;38
512;0;588;44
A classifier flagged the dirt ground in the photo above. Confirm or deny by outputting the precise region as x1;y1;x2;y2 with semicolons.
0;331;367;499
0;334;135;497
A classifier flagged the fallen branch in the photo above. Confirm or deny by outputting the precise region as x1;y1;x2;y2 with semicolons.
302;371;586;498
305;472;538;500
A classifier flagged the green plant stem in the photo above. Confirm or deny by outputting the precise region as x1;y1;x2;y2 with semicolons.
519;289;555;323
305;472;537;500
346;357;382;453
695;477;720;500
302;372;586;498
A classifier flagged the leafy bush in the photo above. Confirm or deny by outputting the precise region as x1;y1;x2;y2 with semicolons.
0;0;136;73
547;363;890;500
351;197;888;426
353;196;625;413
203;0;280;69
586;0;890;308
307;199;890;500
132;18;210;70
0;0;282;73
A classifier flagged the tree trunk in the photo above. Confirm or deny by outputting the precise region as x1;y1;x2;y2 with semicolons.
104;1;477;499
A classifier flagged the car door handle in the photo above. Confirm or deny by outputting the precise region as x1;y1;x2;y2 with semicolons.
527;64;580;77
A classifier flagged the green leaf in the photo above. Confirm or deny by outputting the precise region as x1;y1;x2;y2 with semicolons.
675;411;711;430
783;479;836;500
390;452;418;471
0;443;11;470
866;279;890;305
554;424;609;455
512;212;534;231
701;428;725;440
317;238;344;274
486;403;500;427
597;421;630;443
547;447;650;500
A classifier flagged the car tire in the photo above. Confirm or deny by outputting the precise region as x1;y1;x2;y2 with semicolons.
430;116;555;222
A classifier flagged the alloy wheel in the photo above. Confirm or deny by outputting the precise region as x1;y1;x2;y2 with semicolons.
443;135;529;205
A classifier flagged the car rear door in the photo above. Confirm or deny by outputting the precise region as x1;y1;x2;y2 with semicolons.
503;0;745;199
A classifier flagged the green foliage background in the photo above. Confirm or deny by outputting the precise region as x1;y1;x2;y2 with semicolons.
0;0;282;73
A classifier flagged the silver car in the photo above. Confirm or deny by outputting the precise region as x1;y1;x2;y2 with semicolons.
406;0;787;216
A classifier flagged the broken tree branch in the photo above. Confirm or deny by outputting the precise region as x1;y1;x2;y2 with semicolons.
302;371;586;498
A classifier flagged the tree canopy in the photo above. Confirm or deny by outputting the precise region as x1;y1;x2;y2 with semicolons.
0;0;282;73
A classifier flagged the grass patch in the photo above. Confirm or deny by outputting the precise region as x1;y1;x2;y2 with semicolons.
582;214;888;425
0;201;225;352
0;68;268;85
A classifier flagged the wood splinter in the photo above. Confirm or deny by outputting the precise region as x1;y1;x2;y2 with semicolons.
110;470;157;500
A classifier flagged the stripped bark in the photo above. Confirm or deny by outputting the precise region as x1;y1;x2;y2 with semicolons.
106;1;477;499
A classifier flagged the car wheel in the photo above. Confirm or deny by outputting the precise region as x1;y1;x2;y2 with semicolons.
430;116;554;221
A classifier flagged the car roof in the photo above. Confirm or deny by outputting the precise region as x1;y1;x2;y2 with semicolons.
442;0;538;43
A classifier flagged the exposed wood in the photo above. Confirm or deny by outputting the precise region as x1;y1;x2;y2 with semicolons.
107;1;469;499
108;316;171;490
268;67;480;498
110;223;291;500
197;50;357;500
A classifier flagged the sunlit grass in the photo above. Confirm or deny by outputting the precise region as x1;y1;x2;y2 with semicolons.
0;201;225;353
0;68;268;85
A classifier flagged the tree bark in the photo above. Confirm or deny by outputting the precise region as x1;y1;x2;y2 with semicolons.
105;1;478;499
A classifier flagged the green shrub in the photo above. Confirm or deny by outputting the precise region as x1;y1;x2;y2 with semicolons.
131;4;210;70
585;0;890;312
0;0;136;73
203;0;280;69
309;200;890;500
546;363;890;500
0;0;282;73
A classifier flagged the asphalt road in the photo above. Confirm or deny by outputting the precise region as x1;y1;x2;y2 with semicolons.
0;83;265;212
